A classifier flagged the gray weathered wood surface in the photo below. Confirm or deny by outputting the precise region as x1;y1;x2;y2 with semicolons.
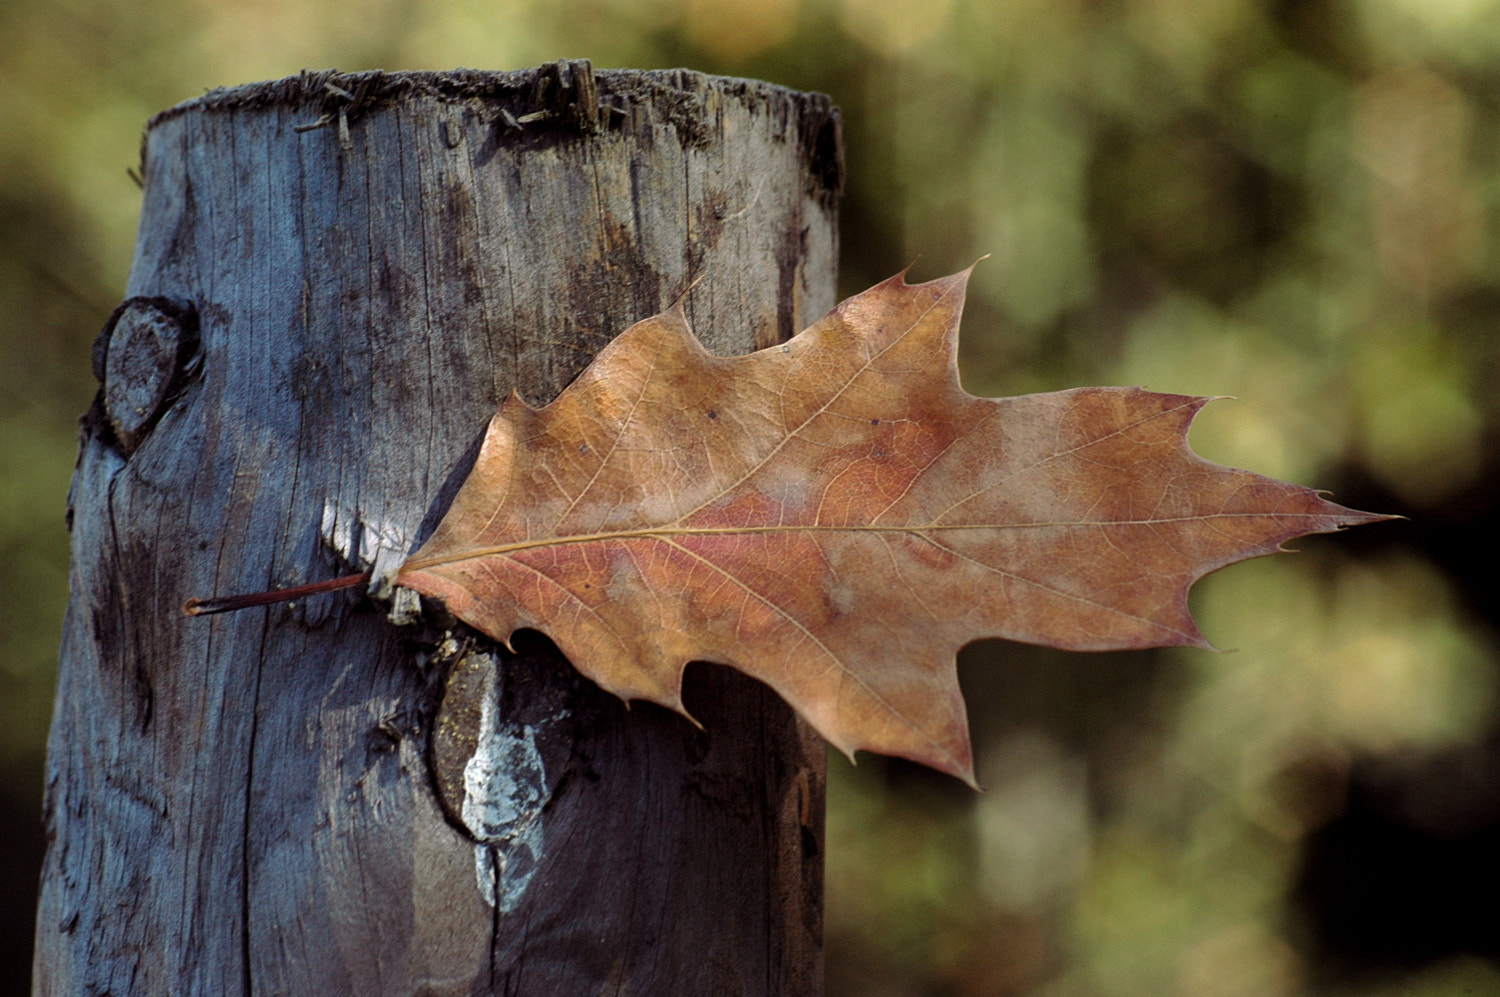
36;63;840;995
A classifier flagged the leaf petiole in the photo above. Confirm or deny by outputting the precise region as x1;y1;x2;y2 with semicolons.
182;571;372;616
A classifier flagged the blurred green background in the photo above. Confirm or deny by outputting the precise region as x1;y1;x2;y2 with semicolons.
3;0;1497;993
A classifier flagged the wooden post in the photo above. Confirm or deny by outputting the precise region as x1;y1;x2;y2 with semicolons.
36;64;840;995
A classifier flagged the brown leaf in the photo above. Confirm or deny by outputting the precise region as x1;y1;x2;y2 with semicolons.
396;270;1388;785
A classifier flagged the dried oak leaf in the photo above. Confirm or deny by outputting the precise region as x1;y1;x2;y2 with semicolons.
396;270;1387;786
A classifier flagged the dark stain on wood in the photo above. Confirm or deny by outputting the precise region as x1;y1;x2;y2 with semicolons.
777;216;807;344
799;107;845;210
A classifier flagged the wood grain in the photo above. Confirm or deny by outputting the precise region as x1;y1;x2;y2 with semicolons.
36;63;839;995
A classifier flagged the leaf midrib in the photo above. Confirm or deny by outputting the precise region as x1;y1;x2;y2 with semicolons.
399;512;1317;573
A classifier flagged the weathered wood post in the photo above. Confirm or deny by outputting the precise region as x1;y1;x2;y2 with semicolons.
36;64;840;995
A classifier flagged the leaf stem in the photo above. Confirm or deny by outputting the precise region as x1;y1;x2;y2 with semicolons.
182;571;372;616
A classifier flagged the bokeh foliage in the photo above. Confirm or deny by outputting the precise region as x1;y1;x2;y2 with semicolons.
3;0;1496;993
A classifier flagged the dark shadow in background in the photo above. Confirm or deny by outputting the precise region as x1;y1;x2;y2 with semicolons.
2;771;45;993
1290;460;1500;987
1293;736;1500;981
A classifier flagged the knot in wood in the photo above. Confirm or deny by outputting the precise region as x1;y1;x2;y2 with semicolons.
96;296;199;455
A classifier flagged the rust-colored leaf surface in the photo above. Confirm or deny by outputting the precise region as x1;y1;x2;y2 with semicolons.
397;271;1387;785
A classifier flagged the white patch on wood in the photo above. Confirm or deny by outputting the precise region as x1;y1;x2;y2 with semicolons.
462;683;546;912
318;499;409;597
